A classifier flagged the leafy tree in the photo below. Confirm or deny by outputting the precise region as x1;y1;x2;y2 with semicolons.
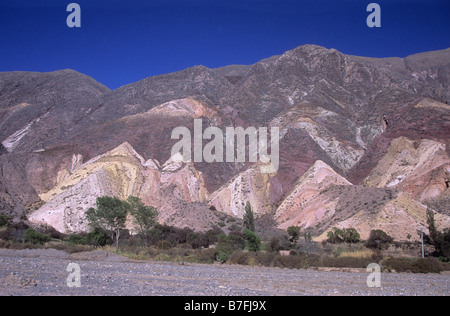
127;196;158;247
365;229;393;250
243;201;255;232
287;226;301;244
427;209;450;257
327;228;345;244
243;228;261;252
86;196;129;250
343;228;361;244
327;227;360;244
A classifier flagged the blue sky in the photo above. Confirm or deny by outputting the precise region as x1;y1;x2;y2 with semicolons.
0;0;449;89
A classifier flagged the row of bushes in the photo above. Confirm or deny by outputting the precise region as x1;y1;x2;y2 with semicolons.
122;245;447;274
1;214;448;273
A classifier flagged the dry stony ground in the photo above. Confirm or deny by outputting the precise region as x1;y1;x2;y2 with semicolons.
0;249;448;296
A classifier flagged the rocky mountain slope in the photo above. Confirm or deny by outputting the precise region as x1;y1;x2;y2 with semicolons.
1;44;449;240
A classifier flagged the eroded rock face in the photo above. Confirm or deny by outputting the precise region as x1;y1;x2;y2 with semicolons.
2;45;450;239
29;143;209;233
274;160;352;230
364;137;450;205
208;164;275;219
274;160;450;242
316;192;450;242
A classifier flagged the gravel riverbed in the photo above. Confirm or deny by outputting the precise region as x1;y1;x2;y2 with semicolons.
0;249;448;296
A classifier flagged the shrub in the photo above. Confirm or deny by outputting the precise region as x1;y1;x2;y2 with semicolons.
228;251;250;265
383;257;443;274
265;237;281;253
273;254;309;269
243;229;261;252
198;248;217;264
204;228;222;245
0;215;13;227
186;232;205;249
320;256;372;269
215;241;234;256
24;228;51;245
253;252;276;267
216;251;229;264
0;227;12;241
287;226;301;244
156;240;173;250
227;233;246;250
85;229;111;246
67;229;111;247
66;234;86;245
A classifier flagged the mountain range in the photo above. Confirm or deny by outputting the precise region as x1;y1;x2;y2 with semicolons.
1;44;449;241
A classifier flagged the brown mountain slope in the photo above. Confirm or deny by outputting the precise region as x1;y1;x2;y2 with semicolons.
1;45;449;239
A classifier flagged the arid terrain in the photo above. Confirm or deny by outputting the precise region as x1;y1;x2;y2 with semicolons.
0;249;448;296
1;44;449;241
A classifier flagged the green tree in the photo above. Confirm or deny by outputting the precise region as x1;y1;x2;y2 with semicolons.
127;196;158;247
427;209;450;257
243;201;255;232
243;228;261;252
343;228;361;244
86;196;129;250
327;228;345;244
327;227;360;244
365;229;393;250
287;226;301;244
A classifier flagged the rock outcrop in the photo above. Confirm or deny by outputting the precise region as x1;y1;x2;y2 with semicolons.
1;45;449;239
29;143;209;233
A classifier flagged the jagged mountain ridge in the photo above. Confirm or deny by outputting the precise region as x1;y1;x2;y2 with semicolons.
1;44;449;239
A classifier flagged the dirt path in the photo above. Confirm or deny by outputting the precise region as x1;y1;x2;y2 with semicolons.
0;249;448;296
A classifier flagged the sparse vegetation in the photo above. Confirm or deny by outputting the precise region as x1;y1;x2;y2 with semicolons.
0;214;13;227
24;228;51;245
1;195;448;274
382;257;443;274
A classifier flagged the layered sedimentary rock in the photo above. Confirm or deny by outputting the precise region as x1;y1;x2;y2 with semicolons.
208;164;275;218
1;45;449;239
29;143;208;233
